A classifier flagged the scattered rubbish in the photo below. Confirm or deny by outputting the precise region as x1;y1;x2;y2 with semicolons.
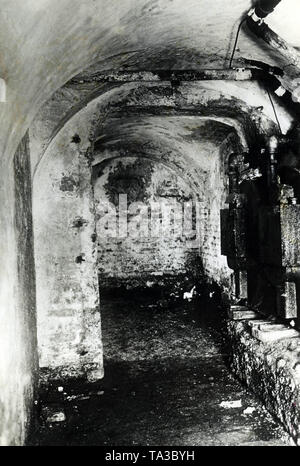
66;394;90;401
290;320;296;328
42;407;66;423
146;281;154;288
57;386;64;392
209;292;215;298
240;168;262;181
183;286;196;301
48;411;66;423
243;406;256;415
220;400;242;409
97;390;105;396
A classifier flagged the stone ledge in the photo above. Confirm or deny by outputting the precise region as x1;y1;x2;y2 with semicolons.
228;305;259;321
251;322;299;343
227;320;300;444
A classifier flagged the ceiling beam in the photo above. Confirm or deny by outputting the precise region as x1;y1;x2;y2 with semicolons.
70;68;263;84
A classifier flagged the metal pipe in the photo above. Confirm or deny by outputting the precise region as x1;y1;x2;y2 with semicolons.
247;0;300;70
247;17;300;68
254;0;282;19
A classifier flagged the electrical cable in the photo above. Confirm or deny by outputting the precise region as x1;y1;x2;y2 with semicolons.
267;89;282;134
229;17;247;69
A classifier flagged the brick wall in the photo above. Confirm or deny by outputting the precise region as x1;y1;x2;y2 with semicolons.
94;151;232;291
94;157;201;289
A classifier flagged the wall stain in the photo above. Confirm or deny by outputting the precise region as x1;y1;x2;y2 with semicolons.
104;159;154;206
60;175;79;192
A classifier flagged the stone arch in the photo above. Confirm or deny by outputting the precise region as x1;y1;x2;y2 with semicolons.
30;61;294;384
32;80;262;380
31;77;292;179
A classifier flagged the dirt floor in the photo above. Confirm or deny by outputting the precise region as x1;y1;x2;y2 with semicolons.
34;289;289;446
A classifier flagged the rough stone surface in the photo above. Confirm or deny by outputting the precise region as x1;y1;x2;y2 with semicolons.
33;108;103;381
227;319;300;444
0;133;39;446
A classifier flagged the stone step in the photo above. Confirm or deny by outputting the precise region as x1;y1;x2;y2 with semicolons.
228;305;259;321
251;323;299;343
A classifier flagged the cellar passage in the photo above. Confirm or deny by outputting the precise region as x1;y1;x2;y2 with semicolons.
1;0;300;446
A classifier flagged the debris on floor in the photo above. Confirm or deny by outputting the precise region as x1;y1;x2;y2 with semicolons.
219;400;242;409
42;407;66;424
243;406;257;415
34;291;288;446
183;286;196;301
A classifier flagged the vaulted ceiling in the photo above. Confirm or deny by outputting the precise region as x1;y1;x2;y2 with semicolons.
0;0;299;163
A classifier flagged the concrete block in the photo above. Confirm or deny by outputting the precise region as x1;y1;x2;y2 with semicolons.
252;324;299;343
228;305;259;320
247;319;272;329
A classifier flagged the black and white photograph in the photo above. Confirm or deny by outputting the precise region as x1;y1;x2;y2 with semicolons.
0;0;300;453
